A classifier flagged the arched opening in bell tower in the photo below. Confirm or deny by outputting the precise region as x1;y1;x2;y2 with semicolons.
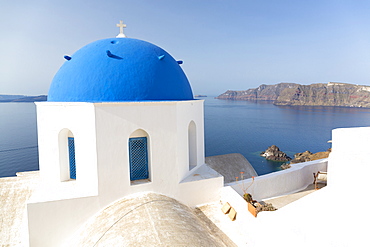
188;121;197;170
59;129;76;181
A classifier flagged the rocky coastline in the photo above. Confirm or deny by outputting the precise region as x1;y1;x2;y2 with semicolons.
216;82;370;108
290;149;331;164
0;94;47;102
260;145;331;169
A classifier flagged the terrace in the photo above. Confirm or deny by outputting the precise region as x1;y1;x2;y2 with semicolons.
198;124;370;247
228;158;328;202
197;158;329;246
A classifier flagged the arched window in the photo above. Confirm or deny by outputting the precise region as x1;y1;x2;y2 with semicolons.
128;129;150;183
59;129;76;181
188;121;197;170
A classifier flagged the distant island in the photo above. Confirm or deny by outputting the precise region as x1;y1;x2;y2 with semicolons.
194;95;207;97
216;82;370;108
0;94;47;102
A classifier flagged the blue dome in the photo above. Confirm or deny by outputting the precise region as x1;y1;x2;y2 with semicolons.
48;38;193;102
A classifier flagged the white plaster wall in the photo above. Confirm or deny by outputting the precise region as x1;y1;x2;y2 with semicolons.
27;196;100;247
176;100;205;179
178;176;223;206
28;103;101;246
179;163;223;206
229;159;328;201
35;102;98;198
329;126;370;193
35;101;205;206
93;102;177;203
92;100;205;205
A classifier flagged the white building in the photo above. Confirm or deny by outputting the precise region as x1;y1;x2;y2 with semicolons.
26;29;223;246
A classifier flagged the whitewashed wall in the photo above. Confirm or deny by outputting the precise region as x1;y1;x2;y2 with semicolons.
92;100;206;205
329;126;370;197
35;102;99;198
28;100;222;247
228;159;328;201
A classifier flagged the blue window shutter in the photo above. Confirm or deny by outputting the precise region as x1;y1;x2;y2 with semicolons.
129;137;149;180
68;137;76;179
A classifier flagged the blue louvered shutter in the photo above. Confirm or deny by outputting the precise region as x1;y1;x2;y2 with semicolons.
68;137;76;179
129;137;149;180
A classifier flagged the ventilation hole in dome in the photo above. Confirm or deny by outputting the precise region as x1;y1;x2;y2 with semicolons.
106;50;123;60
111;40;119;44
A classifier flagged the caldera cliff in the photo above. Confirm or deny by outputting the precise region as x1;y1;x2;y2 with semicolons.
216;82;370;108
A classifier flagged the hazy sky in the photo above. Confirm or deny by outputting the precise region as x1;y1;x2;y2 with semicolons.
1;0;370;96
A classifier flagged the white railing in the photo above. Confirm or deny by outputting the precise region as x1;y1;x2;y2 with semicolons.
227;158;328;201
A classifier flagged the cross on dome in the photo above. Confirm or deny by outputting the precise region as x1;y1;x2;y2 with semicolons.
116;20;127;38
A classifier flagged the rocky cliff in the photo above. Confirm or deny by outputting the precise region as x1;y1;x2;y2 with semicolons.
260;145;291;162
216;82;370;108
290;149;331;164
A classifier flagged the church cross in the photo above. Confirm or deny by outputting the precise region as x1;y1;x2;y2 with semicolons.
116;20;127;38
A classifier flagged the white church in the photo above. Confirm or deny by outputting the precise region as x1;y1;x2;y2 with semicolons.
1;22;370;246
27;22;225;246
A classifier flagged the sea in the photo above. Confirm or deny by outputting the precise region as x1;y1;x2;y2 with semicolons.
2;97;370;178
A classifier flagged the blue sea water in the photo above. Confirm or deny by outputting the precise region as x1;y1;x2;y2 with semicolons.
204;97;370;175
1;99;370;178
0;103;39;177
